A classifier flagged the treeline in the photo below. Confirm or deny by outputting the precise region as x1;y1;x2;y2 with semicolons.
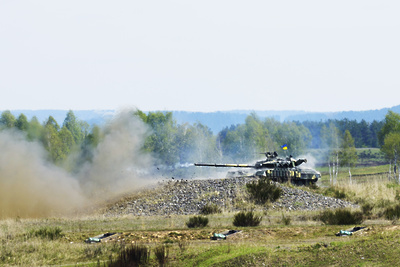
0;109;397;173
301;119;383;149
0;110;97;169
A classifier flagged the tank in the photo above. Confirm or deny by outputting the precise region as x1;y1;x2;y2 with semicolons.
195;151;320;185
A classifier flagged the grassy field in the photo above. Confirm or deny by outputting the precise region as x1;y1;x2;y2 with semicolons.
1;214;400;266
2;164;400;266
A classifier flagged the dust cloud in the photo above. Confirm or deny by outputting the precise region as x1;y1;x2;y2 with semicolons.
77;110;155;197
0;130;85;218
0;110;156;219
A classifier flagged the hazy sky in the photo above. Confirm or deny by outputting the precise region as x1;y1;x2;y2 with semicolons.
1;1;399;112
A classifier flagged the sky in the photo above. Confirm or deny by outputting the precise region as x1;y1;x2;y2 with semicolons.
1;1;399;113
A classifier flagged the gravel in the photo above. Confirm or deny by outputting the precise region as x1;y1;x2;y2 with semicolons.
104;178;358;217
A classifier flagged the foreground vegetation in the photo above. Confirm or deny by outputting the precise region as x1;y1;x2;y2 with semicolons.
1;213;400;266
1;170;400;266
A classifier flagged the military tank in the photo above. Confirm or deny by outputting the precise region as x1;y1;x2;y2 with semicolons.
195;151;320;185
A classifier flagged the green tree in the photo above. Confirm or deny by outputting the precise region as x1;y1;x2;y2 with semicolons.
378;111;400;146
219;114;272;161
0;110;16;129
43;123;63;162
84;125;102;149
59;126;75;159
42;116;63;162
68;125;102;172
381;132;400;179
27;116;44;141
263;118;281;151
378;111;400;176
45;116;60;131
381;132;400;161
139;111;179;166
219;124;246;161
320;122;341;184
339;130;358;168
63;110;83;144
243;113;269;156
16;113;29;132
273;122;311;155
339;130;357;183
176;123;218;164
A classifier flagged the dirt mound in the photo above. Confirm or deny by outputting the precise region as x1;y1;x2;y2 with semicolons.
103;178;358;217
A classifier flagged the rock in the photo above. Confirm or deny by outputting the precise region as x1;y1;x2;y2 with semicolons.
103;178;358;217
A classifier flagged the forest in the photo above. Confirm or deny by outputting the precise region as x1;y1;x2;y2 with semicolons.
0;109;399;177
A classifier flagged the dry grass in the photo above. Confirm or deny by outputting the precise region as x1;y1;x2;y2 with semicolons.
2;170;400;266
335;179;397;203
0;208;398;266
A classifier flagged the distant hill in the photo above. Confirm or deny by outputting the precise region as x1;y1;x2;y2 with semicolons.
172;105;400;133
4;105;400;134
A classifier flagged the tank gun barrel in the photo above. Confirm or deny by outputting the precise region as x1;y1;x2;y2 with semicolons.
194;163;256;168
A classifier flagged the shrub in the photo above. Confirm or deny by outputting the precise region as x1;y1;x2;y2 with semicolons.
29;226;64;240
186;216;209;228
108;244;149;267
384;204;400;220
178;240;189;253
154;244;169;267
323;186;347;200
361;202;375;217
307;183;319;190
233;210;262;227
318;208;363;225
246;177;282;204
376;199;393;208
200;203;222;215
280;213;291;226
395;190;400;202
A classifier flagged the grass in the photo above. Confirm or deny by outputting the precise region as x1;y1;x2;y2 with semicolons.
1;215;399;266
2;164;400;266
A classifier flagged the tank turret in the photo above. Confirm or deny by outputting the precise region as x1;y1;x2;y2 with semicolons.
194;152;320;185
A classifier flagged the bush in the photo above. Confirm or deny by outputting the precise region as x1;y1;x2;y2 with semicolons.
384;204;400;220
280;213;291;226
200;203;222;215
108;244;149;267
29;226;64;240
307;183;319;190
186;216;209;228
233;210;262;227
246;177;282;204
318;208;363;225
154;244;169;267
361;202;375;217
376;199;393;208
322;186;347;200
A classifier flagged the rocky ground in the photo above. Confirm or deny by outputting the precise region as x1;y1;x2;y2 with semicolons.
104;177;358;217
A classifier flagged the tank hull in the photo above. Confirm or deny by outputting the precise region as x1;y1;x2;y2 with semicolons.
195;152;321;185
255;167;319;185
